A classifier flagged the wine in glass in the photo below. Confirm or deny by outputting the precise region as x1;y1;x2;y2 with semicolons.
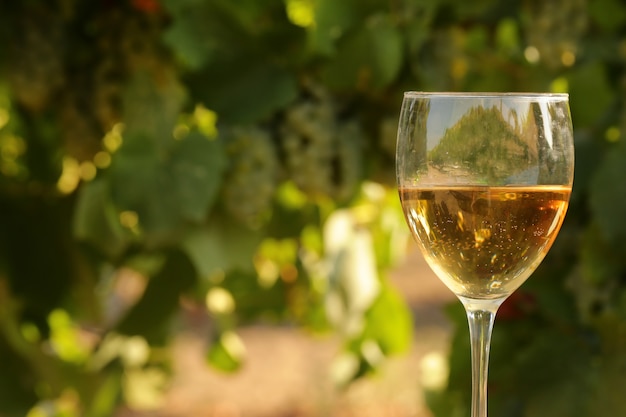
396;92;574;417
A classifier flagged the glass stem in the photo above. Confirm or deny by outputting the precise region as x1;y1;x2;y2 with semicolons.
459;297;503;417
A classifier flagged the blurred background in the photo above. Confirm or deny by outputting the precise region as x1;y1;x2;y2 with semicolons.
0;0;625;416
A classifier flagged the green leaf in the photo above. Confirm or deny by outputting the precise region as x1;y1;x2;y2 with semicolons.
219;269;293;320
308;0;359;55
587;317;626;413
567;63;613;127
464;25;489;53
182;215;262;278
370;190;410;270
108;134;181;240
589;141;626;251
161;0;219;70
402;1;436;55
123;71;187;147
589;0;626;32
308;0;385;56
116;250;197;343
214;0;286;35
107;132;227;243
495;18;520;55
72;180;130;259
445;0;497;19
206;331;245;373
187;60;298;124
0;343;38;416
85;372;123;417
362;281;412;355
164;0;302;71
570;130;604;210
524;376;589;417
321;14;404;91
170;132;227;222
510;325;592;416
266;205;321;240
580;224;623;285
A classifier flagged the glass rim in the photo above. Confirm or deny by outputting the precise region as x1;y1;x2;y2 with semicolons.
404;91;569;100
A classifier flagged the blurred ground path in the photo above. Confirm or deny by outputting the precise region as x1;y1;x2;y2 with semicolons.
117;244;455;417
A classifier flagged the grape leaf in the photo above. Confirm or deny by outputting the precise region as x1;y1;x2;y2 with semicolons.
123;71;187;148
524;377;589;417
116;249;197;343
582;314;626;415
164;0;302;71
0;343;38;416
86;372;124;417
495;18;520;55
321;14;404;91
161;0;219;70
399;2;435;55
589;141;626;251
72;179;130;259
182;215;261;278
588;0;626;32
308;0;359;55
108;133;181;240
213;0;286;35
186;59;298;124
362;281;412;355
567;63;613;128
309;0;384;54
0;195;75;322
169;132;227;222
579;224;622;285
570;130;604;210
206;331;245;373
108;132;227;244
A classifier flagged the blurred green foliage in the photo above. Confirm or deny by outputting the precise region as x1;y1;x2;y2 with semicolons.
0;0;625;415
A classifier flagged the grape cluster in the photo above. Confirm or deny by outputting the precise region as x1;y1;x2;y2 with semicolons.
8;8;65;113
522;0;587;69
8;4;170;163
280;90;364;202
77;9;166;157
65;9;167;160
221;126;280;226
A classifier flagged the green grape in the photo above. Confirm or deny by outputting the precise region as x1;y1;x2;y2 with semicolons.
221;126;280;226
60;11;127;161
92;57;124;133
118;11;165;73
281;99;335;197
92;10;167;131
59;94;103;162
280;90;364;202
59;8;170;161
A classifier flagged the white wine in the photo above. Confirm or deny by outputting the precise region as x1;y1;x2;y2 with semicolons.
399;185;570;300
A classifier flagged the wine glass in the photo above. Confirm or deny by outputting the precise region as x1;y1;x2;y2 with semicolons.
396;92;574;417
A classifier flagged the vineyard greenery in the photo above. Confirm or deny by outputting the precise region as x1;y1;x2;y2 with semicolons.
0;0;625;416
